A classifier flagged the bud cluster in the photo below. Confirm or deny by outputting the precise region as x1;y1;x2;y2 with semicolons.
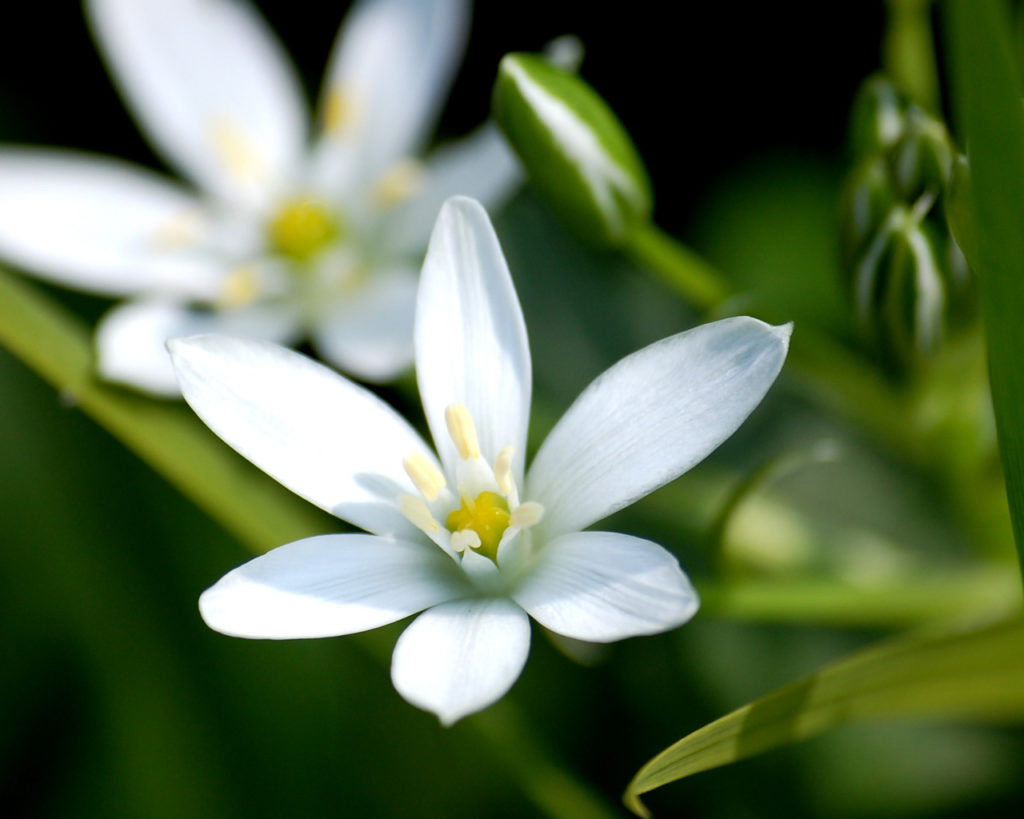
839;75;971;365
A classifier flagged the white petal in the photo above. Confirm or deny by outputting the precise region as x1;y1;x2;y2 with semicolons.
97;299;300;396
87;0;307;210
416;197;531;480
513;531;698;642
168;334;436;538
200;534;468;639
311;267;417;382
527;317;791;538
385;123;523;255
0;150;221;298
314;0;469;193
391;597;530;725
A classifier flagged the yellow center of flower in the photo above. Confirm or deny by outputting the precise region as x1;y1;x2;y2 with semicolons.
446;491;510;562
267;197;340;262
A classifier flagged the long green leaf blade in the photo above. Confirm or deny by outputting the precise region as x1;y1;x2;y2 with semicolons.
625;612;1024;816
947;0;1024;580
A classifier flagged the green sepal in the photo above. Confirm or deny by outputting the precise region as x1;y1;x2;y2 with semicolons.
840;154;899;266
847;74;907;157
890;106;955;200
493;52;652;245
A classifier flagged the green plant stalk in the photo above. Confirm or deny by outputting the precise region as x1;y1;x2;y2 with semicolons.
884;0;941;112
948;0;1024;583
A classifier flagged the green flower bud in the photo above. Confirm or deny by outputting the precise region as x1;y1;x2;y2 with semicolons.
493;53;652;245
839;154;899;266
890;106;955;200
847;74;907;157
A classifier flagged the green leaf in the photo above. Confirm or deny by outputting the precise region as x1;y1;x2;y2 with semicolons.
493;52;652;245
947;0;1024;581
624;611;1024;817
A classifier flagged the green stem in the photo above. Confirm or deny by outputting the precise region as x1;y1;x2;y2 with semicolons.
884;0;941;112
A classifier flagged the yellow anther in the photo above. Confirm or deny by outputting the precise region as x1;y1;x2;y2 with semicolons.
267;197;339;262
219;265;262;308
446;491;510;561
449;530;482;554
493;446;516;496
372;159;425;208
209;116;263;182
403;453;446;502
445;404;480;461
510;501;545;529
150;209;202;249
398;494;440;535
324;85;360;135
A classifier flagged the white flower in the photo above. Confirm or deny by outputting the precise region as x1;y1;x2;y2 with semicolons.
169;196;791;725
0;0;519;395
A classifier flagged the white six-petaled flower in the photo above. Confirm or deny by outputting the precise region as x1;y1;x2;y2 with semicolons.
169;196;791;725
0;0;519;395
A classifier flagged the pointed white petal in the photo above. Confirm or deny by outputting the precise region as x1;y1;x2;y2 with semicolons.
527;317;791;538
315;0;469;192
513;531;698;642
200;534;468;639
416;197;531;480
391;597;530;725
168;334;437;538
0;150;221;298
97;299;300;396
385;123;523;255
312;267;417;382
87;0;307;210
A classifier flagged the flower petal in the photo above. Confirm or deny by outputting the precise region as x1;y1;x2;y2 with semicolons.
385;123;523;256
97;299;300;396
513;531;698;642
311;267;417;382
391;597;530;725
527;317;791;538
0;150;221;298
314;0;469;194
168;334;436;538
87;0;307;210
200;534;469;639
416;197;531;480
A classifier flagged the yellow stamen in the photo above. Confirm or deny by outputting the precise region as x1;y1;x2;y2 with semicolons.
493;446;516;496
398;494;440;535
324;85;361;135
267;197;339;262
510;501;544;529
373;159;425;208
446;491;510;561
150;209;202;249
209;116;263;182
449;530;482;554
219;265;262;308
403;453;446;502
445;404;480;460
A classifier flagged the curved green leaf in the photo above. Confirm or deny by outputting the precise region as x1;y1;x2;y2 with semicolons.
625;612;1024;816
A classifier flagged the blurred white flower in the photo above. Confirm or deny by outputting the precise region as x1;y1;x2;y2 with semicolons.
169;196;791;724
0;0;519;394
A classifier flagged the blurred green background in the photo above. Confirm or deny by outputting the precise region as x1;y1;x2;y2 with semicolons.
3;2;1024;817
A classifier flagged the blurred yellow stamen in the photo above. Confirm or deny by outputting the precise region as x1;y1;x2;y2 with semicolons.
209;116;263;181
493;446;516;496
510;501;544;529
267;197;339;262
219;265;262;308
324;85;360;134
373;159;425;208
150;209;202;249
449;530;482;554
445;404;480;460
